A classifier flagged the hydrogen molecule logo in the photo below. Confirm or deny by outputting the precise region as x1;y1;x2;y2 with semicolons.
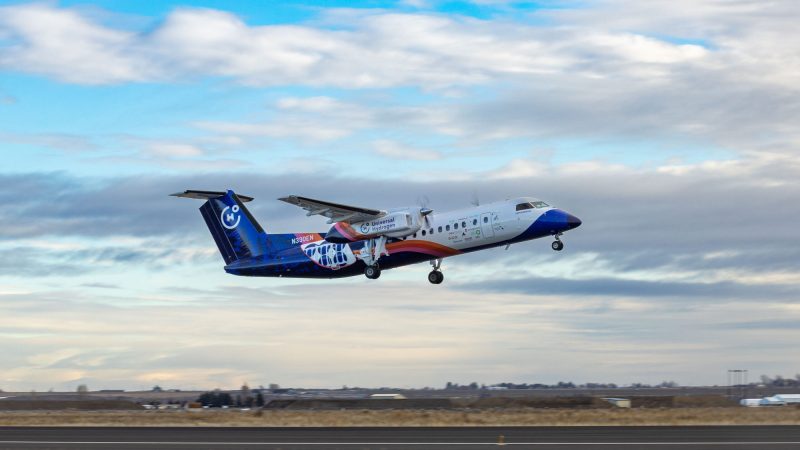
221;204;241;230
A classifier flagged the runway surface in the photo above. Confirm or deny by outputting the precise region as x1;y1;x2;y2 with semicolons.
0;426;798;449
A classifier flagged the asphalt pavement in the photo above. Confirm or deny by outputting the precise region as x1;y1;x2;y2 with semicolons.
0;426;798;449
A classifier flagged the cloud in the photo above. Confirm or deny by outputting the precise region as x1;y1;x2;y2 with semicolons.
2;0;800;390
0;4;709;88
3;2;797;170
0;131;96;152
459;276;800;300
145;142;204;158
372;139;442;160
196;96;372;142
0;4;153;84
0;159;798;390
2;150;798;292
1;279;798;390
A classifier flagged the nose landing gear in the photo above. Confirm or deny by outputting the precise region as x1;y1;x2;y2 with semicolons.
428;258;444;284
551;234;564;251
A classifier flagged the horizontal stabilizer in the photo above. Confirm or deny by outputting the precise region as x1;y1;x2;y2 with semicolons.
171;190;254;202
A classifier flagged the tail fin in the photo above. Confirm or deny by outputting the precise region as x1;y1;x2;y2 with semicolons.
172;189;269;264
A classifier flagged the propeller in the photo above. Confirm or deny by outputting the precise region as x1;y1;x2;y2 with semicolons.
416;195;433;228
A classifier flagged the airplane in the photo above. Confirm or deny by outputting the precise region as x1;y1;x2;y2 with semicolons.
172;189;581;284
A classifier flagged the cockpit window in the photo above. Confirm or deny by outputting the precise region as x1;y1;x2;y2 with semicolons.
532;201;549;208
516;203;534;211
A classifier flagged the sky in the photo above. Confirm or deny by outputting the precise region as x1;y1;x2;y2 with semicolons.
0;0;799;392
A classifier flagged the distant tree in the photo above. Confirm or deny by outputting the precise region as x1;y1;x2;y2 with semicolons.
255;392;265;407
152;385;163;392
196;389;234;407
468;382;479;390
77;384;88;395
241;384;253;406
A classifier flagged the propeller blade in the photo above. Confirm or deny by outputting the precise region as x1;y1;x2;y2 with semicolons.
419;207;433;228
417;195;430;209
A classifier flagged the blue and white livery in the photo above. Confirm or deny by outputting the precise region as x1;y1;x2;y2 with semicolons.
172;189;581;284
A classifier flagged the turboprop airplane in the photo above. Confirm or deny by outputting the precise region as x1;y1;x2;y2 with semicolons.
172;189;581;284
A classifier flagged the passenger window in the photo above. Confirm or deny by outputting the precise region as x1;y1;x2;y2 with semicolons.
454;223;458;230
446;225;450;231
438;226;442;232
413;233;417;238
473;219;477;225
483;217;488;223
422;230;426;236
462;221;467;228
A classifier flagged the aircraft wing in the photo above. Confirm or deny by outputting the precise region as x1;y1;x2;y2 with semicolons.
278;195;386;223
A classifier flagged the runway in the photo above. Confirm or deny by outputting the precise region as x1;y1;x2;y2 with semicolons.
0;426;799;449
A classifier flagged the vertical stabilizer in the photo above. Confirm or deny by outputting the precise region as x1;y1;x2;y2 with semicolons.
172;190;268;264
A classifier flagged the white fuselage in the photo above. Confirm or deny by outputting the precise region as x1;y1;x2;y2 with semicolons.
391;197;554;251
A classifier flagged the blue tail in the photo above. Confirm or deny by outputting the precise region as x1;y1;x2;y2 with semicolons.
172;190;269;264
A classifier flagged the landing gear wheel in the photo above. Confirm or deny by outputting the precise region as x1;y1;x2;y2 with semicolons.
428;270;444;284
365;264;381;279
551;240;564;251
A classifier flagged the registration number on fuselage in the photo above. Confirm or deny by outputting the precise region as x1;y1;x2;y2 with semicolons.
291;235;316;245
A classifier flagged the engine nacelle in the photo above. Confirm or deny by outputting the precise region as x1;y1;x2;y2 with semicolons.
325;210;421;243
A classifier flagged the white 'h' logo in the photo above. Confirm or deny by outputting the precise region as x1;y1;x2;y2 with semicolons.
220;205;241;230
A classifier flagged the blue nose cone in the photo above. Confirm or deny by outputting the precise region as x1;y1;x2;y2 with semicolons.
565;212;582;230
538;209;582;233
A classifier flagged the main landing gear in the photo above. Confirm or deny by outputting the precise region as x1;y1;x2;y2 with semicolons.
551;233;564;251
365;264;381;279
428;258;444;284
363;236;388;280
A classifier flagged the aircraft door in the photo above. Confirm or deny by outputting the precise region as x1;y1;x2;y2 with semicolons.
480;212;494;238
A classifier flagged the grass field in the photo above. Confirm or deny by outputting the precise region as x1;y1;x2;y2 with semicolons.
1;407;799;427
